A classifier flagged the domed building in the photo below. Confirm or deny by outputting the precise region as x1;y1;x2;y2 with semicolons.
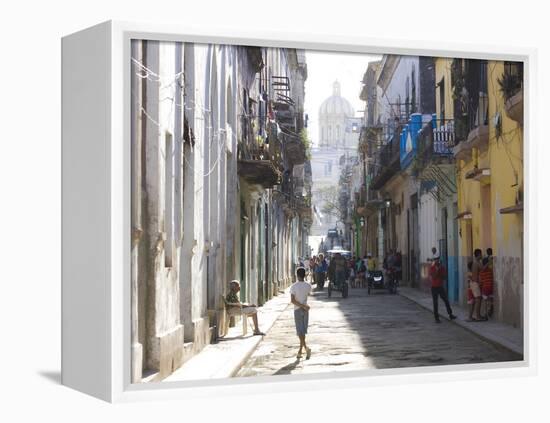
318;81;357;148
309;81;361;241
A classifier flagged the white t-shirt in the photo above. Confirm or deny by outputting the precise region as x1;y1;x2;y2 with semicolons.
290;281;311;310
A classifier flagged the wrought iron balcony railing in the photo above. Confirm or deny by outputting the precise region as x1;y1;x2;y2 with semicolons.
369;130;401;190
429;117;455;155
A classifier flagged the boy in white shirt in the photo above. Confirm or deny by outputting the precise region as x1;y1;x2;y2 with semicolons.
290;267;312;359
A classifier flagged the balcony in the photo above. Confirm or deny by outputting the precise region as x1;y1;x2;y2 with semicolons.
414;117;454;167
356;185;384;215
465;167;490;184
266;121;284;169
359;124;383;159
281;132;306;166
237;145;281;189
370;131;401;190
451;60;489;160
452;124;489;160
400;113;424;169
412;117;457;201
505;91;523;124
296;197;312;220
500;62;523;125
273;101;296;131
500;201;523;215
293;164;305;194
467;124;489;151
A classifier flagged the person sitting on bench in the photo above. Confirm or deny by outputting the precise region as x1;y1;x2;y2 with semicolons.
225;280;265;336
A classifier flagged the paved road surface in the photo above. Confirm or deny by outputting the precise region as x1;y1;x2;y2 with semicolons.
236;287;520;377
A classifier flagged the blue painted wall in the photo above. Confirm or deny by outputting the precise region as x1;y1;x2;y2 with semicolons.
400;113;422;169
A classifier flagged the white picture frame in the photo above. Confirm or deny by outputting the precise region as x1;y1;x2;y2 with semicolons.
62;20;536;403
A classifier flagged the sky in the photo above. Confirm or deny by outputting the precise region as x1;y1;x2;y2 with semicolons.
304;50;382;146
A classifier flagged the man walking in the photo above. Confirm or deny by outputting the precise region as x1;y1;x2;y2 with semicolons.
290;267;312;359
429;256;457;323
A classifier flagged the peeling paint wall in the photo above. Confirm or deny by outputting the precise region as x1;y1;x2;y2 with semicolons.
131;41;311;382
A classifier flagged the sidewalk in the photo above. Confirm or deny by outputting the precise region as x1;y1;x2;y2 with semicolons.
164;290;292;382
399;287;523;357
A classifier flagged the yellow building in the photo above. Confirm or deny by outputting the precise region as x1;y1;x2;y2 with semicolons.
440;58;524;328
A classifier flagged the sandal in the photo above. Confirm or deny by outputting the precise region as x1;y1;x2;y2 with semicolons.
253;330;265;336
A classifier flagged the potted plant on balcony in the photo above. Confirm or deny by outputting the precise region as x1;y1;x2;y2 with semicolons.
498;69;523;124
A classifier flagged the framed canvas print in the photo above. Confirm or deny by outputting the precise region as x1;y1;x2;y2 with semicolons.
62;20;536;403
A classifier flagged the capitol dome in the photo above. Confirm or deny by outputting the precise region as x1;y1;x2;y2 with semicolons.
319;81;354;117
318;81;357;148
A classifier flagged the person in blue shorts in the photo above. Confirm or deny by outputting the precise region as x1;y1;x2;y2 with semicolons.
290;267;312;359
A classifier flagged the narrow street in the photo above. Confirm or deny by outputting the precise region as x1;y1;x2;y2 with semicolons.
125;40;525;383
237;287;520;377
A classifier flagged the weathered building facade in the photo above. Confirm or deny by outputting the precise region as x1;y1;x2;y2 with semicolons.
353;54;523;328
355;55;439;286
130;41;311;382
449;58;524;327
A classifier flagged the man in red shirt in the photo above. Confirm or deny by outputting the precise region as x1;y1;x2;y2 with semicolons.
429;256;457;323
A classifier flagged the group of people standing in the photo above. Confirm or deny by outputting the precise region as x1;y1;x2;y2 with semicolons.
306;254;329;290
305;252;352;290
304;251;400;290
349;254;377;288
466;248;494;322
427;246;495;324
